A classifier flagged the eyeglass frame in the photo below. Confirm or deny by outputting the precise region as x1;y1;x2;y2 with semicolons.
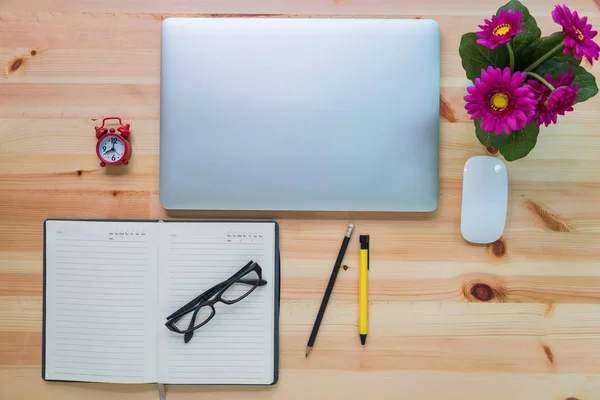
165;260;267;343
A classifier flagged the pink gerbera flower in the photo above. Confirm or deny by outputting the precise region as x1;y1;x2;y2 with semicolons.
465;66;538;135
528;71;579;127
552;4;600;64
476;9;525;49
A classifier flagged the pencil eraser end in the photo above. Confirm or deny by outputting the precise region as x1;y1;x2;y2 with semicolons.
347;223;355;237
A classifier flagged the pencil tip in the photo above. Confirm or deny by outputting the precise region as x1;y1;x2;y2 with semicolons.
305;346;312;358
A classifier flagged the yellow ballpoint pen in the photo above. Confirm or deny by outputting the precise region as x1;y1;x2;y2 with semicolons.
359;235;369;345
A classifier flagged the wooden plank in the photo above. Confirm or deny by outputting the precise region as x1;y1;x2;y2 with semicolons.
5;268;600;302
2;81;599;125
1;13;599;53
3;188;600;253
281;336;600;373
0;156;159;191
0;332;41;366
0;368;598;400
0;297;42;332
140;369;600;400
3;119;600;159
0;119;159;155
0;48;159;84
0;12;163;50
0;190;151;251
0;367;156;400
7;156;600;189
0;83;159;119
281;271;600;303
0;252;41;273
6;249;600;278
2;0;599;15
4;298;600;338
3;330;600;373
276;303;600;339
0;274;41;296
3;152;600;191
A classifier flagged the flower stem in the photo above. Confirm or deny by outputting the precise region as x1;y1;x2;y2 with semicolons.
525;42;564;72
507;42;515;71
527;72;556;91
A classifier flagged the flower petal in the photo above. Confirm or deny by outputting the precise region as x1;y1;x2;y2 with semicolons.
515;110;528;122
506;115;518;130
502;67;511;82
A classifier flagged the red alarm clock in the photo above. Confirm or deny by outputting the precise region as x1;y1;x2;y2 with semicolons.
94;117;132;167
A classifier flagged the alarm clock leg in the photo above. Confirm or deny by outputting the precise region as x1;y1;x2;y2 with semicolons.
123;159;129;165
100;161;106;167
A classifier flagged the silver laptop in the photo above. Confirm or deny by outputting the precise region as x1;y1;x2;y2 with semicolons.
160;18;440;211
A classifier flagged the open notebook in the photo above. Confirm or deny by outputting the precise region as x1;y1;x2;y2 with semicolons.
42;219;279;385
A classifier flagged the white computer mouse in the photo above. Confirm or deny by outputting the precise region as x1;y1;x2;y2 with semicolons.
461;156;508;244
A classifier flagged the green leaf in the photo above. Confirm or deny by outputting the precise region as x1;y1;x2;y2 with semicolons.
534;59;599;103
474;119;510;148
497;0;541;71
459;33;510;80
528;32;581;67
497;0;531;19
498;123;539;161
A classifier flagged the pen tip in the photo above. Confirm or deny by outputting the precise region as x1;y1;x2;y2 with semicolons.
305;346;312;358
360;334;367;345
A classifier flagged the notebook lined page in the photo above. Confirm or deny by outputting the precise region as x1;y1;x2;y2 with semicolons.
157;222;275;384
44;220;159;383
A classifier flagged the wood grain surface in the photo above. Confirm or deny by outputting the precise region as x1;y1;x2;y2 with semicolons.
2;1;600;399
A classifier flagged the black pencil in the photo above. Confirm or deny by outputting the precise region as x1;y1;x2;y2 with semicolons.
306;223;354;358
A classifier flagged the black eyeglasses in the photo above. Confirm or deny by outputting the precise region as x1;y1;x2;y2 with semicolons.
165;260;267;343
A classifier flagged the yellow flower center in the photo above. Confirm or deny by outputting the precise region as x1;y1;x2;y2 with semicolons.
574;28;585;41
490;92;509;111
493;23;511;36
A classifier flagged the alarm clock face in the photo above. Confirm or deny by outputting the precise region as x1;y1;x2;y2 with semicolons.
98;135;126;163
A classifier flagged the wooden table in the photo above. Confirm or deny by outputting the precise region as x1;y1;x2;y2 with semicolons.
2;1;600;399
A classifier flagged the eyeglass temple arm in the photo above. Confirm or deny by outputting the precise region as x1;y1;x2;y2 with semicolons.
184;307;201;343
231;260;266;286
237;278;268;286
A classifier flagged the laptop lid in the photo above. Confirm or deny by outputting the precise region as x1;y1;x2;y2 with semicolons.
160;18;440;211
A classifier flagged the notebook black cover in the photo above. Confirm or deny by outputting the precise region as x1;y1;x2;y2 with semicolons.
42;219;280;385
